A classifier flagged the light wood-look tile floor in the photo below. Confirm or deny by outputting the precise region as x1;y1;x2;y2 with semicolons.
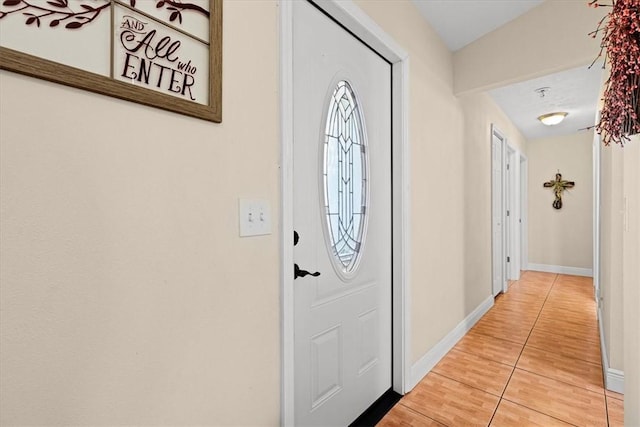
378;272;624;427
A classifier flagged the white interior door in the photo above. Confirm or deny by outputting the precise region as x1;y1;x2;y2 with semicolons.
492;128;505;296
520;154;528;272
509;147;522;280
592;129;601;302
292;1;392;425
505;145;521;281
505;153;512;281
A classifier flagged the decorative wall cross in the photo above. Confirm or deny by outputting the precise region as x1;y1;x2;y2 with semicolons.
543;172;575;210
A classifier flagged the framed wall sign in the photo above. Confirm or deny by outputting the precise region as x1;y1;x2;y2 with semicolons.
0;0;222;122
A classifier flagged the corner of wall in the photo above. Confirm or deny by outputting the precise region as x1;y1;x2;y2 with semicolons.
408;295;494;391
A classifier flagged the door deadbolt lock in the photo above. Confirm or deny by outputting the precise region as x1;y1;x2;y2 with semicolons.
294;230;321;280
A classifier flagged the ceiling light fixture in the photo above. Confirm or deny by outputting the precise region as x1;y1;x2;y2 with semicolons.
538;112;568;126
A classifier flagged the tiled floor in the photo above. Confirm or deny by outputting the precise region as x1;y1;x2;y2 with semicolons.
378;272;625;427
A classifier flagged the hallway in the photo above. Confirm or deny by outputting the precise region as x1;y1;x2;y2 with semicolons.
379;272;624;426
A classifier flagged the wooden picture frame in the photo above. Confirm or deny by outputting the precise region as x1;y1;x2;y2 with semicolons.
0;0;222;123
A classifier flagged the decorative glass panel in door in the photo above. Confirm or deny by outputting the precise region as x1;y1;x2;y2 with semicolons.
323;80;368;275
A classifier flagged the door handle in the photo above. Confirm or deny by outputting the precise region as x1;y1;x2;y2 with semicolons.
294;230;321;280
294;264;321;279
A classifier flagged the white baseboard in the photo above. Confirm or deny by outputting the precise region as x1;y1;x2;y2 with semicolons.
598;307;625;394
408;295;494;390
598;307;609;377
607;369;625;394
527;263;593;277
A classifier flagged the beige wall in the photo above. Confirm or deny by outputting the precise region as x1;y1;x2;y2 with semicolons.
622;135;640;425
527;132;593;270
454;0;608;94
600;143;624;371
0;2;281;425
600;135;640;424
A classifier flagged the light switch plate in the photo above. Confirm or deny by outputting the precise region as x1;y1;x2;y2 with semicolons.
239;198;271;237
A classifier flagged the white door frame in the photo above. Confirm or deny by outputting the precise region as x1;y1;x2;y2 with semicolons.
592;127;601;302
505;144;514;280
491;125;508;294
520;153;529;272
280;1;411;425
505;144;522;281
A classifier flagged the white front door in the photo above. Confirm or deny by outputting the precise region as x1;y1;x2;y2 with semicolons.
492;129;505;296
293;1;392;425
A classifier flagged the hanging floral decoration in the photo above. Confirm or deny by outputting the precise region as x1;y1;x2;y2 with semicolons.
589;0;640;146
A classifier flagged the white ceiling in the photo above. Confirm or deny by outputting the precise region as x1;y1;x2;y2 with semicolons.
488;66;603;141
412;0;544;52
412;0;602;141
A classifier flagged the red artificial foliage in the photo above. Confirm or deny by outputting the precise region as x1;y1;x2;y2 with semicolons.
589;0;640;146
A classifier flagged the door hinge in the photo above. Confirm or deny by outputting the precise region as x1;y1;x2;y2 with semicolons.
507;256;510;262
506;210;510;216
507;164;510;170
